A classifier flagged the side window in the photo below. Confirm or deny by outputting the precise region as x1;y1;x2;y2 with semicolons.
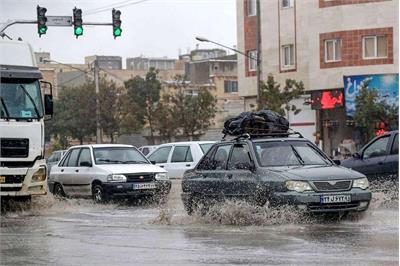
67;149;80;167
47;153;55;162
228;144;252;170
171;146;193;163
391;134;398;155
78;148;91;166
59;151;71;167
148;146;172;163
363;136;389;159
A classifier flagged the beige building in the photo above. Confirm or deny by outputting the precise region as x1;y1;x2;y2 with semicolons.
237;0;399;155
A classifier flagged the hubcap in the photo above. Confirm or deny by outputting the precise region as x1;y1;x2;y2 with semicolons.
94;188;102;201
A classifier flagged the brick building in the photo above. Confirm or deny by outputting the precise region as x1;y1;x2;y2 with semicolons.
237;0;398;156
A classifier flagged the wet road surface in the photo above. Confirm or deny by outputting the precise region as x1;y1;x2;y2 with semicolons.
1;180;398;265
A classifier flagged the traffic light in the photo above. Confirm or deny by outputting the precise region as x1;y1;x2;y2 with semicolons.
112;9;122;38
37;5;47;37
73;7;83;38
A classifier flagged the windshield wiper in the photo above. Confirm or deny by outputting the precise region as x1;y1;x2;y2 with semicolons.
0;97;10;120
290;145;305;165
18;85;40;119
122;160;148;164
97;159;124;164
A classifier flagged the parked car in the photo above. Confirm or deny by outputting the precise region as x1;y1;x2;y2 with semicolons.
181;133;371;215
147;141;215;179
341;131;398;181
48;144;171;203
46;150;66;175
138;145;159;156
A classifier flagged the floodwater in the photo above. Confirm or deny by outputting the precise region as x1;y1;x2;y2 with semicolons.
1;180;398;266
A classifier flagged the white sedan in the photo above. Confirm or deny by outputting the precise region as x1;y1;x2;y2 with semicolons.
147;141;215;179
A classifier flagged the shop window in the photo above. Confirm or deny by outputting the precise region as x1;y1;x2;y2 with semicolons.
363;35;388;59
325;39;342;62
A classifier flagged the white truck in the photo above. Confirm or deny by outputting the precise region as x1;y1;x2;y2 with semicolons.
0;39;53;201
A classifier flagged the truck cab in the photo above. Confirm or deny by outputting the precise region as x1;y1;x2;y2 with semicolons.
0;39;53;200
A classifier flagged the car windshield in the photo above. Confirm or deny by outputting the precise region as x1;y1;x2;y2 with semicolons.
93;147;149;165
0;79;44;119
253;141;331;167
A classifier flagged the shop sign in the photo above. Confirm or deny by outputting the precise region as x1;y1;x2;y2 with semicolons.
343;74;399;117
311;89;344;110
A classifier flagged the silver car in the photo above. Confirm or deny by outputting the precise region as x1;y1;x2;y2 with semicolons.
48;144;170;203
46;150;66;175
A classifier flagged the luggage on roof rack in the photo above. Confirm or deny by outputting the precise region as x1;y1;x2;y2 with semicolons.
222;109;290;137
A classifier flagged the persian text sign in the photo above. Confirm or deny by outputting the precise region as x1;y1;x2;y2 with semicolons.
343;74;399;117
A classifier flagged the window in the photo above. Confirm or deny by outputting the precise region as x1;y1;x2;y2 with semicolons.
248;50;258;71
282;45;294;67
247;0;256;16
228;144;252;170
171;146;193;163
391;134;398;155
224;80;238;93
78;148;91;166
282;0;293;8
363;136;389;159
66;149;80;167
200;143;214;154
148;146;172;164
93;147;148;164
197;144;232;170
363;35;388;59
59;151;71;167
325;39;342;62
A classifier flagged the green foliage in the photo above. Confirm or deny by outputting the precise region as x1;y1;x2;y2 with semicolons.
257;74;305;116
124;68;161;144
353;81;399;143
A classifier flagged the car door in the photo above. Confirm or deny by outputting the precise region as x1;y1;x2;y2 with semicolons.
383;133;399;179
73;147;94;197
167;145;194;178
223;143;258;200
355;135;391;179
57;148;80;196
148;146;173;170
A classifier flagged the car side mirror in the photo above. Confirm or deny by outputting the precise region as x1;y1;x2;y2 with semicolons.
150;160;156;165
352;152;361;159
80;161;92;167
333;159;341;165
44;94;53;116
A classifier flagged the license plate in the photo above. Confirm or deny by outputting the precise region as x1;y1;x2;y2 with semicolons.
0;176;5;183
320;195;351;204
133;183;156;190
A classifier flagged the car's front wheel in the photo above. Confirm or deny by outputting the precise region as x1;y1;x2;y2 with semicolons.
92;184;108;203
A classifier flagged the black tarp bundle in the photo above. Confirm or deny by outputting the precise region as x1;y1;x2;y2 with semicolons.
222;109;290;136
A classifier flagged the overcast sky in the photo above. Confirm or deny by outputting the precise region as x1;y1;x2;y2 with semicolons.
0;0;237;66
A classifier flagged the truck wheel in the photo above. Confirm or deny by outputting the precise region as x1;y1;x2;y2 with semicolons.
53;183;66;198
92;184;108;203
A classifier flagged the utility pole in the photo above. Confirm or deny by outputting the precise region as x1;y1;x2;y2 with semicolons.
256;0;262;105
94;59;101;144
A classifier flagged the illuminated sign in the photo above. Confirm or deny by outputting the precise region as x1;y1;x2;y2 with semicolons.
311;89;344;110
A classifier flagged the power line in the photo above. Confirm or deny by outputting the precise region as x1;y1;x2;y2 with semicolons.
85;0;150;16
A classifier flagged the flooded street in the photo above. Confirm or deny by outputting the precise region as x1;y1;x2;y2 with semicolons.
1;180;398;266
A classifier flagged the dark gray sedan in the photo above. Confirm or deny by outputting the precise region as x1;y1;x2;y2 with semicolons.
181;134;371;215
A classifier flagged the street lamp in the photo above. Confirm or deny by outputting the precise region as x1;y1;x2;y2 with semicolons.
195;36;261;104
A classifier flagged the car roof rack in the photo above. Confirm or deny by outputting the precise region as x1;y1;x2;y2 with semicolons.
222;128;304;141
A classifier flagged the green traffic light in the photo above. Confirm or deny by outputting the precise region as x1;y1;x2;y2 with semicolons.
39;26;47;34
113;28;122;37
74;26;83;36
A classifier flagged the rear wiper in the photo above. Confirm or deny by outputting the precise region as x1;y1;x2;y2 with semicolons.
290;145;305;165
0;97;10;120
19;85;40;119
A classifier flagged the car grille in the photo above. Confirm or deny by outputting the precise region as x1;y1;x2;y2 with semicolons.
1;175;25;184
0;186;23;192
1;138;29;158
312;180;352;192
125;174;155;183
308;202;360;211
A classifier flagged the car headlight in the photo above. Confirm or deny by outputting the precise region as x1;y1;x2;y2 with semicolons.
107;174;127;182
352;177;369;190
155;173;168;181
32;167;47;182
286;181;313;193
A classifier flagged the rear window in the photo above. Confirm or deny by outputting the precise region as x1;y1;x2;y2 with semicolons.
200;143;213;154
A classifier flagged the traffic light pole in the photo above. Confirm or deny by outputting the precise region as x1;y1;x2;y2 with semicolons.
94;60;101;144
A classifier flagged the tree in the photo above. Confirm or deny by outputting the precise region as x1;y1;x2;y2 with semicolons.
124;68;161;144
257;74;305;117
153;93;177;142
353;81;399;143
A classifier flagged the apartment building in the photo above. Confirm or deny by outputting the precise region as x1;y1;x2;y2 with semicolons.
237;0;399;155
